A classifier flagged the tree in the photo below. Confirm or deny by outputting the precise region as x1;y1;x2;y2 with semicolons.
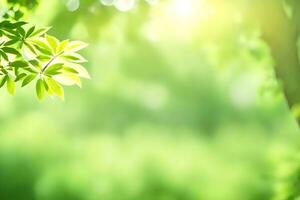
252;0;300;125
0;0;90;100
189;0;300;125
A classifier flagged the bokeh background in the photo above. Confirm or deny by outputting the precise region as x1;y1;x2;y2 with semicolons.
0;0;300;199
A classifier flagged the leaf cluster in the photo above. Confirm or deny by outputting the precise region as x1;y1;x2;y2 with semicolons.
0;6;90;100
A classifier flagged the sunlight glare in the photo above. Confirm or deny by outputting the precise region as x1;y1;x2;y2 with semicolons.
171;0;195;19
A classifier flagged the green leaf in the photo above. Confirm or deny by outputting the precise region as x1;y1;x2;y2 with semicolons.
44;63;63;75
29;60;41;70
15;73;27;82
67;63;91;79
7;76;15;95
25;26;35;38
4;38;19;46
0;51;9;61
66;41;88;52
62;53;87;63
43;79;54;96
29;39;52;55
13;22;27;28
57;40;69;54
46;34;59;53
36;79;45;100
0;76;8;88
63;67;78;74
2;47;21;56
37;55;51;61
24;42;37;54
45;77;64;100
16;27;26;37
54;73;82;87
10;60;28;68
22;74;37;87
30;27;51;38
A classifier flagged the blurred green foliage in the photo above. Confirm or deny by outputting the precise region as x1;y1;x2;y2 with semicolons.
0;0;300;199
7;0;38;9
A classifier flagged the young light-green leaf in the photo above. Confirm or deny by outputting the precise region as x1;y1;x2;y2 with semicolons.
36;79;45;100
45;77;64;100
46;34;59;53
7;76;15;95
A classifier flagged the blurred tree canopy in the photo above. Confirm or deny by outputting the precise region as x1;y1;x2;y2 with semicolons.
1;0;300;200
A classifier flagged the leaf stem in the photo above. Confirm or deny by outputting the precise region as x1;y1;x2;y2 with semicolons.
41;52;63;73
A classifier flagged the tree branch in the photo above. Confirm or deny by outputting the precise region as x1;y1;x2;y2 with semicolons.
258;0;300;125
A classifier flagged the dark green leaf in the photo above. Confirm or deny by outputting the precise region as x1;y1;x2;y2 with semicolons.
22;74;37;87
